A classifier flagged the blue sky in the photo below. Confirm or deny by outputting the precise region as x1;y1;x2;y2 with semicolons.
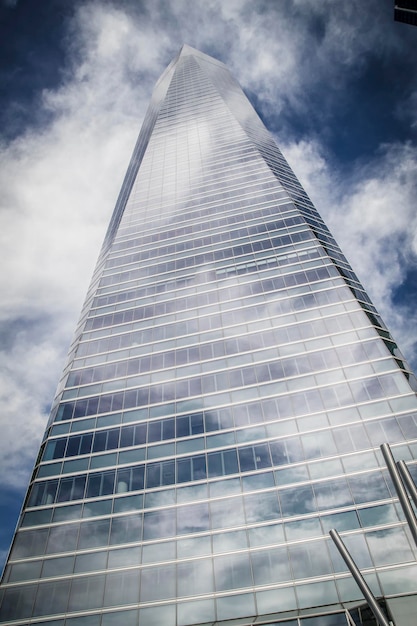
0;0;417;572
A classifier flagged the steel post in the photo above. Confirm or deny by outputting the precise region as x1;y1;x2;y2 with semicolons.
397;459;417;508
380;443;417;547
329;529;392;626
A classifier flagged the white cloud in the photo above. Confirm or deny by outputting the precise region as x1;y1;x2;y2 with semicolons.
0;4;169;489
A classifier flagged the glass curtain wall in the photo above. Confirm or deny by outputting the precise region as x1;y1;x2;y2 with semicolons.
1;45;417;626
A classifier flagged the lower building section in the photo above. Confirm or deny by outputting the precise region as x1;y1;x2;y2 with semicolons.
0;592;415;626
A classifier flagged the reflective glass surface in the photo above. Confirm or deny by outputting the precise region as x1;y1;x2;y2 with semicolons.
1;45;416;626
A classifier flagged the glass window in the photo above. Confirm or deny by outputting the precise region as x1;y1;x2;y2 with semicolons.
143;509;175;540
138;603;176;625
102;609;138;626
86;470;115;499
285;517;322;540
216;591;256;621
348;472;390;504
52;503;82;522
46;523;79;554
178;558;214;596
140;564;176;601
146;460;175;488
177;502;209;535
248;523;285;547
251;546;291;584
210;496;244;529
113;493;143;513
142;540;175;563
44;438;67;461
329;533;372;571
116;466;144;493
256;585;297;615
103;569;140;607
244;491;280;523
42;555;74;577
78;518;110;549
358;503;399;528
212;529;248;553
279;484;315;517
82;499;112;518
8;559;42;582
74;551;107;573
290;540;332;578
32;579;71;617
28;479;59;507
296;579;339;609
270;437;303;465
321;510;359;533
177;598;215;626
366;527;413;566
107;545;141;569
0;585;37;621
110;513;143;545
214;552;253;591
57;475;86;502
313;478;353;510
68;574;106;611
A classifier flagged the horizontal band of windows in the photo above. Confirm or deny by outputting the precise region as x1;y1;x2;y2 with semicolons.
66;332;386;404
17;470;408;557
93;239;321;311
52;321;382;423
115;187;290;239
99;227;313;290
9;500;407;569
39;411;414;486
66;315;374;400
126;149;283;194
68;306;360;396
104;223;306;281
54;371;412;434
120;182;289;239
134;164;276;201
87;278;374;354
91;249;324;320
5;545;411;624
115;195;294;250
55;318;360;429
74;301;370;373
91;253;327;326
26;456;396;520
121;175;287;221
84;262;337;344
75;285;356;369
20;458;410;532
85;273;341;353
104;215;305;274
95;235;316;301
33;414;417;510
109;197;296;256
49;374;417;447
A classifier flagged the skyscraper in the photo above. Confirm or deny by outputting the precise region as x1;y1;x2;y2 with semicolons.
394;1;417;26
1;43;417;625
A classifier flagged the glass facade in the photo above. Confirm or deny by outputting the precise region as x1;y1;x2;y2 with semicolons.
1;44;417;626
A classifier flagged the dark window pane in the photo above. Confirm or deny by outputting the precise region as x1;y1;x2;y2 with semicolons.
32;579;71;616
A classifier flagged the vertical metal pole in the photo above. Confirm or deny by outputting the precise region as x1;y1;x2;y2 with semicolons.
380;443;417;547
397;459;417;508
329;529;392;626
